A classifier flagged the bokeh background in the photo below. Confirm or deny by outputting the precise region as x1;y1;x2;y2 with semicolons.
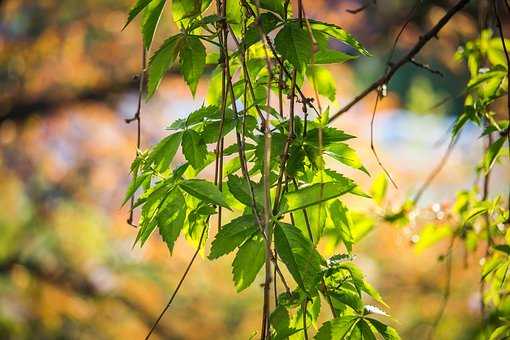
1;0;509;339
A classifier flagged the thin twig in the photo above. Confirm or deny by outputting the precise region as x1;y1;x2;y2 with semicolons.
144;224;208;340
370;91;398;188
428;236;456;340
329;0;471;123
410;58;444;77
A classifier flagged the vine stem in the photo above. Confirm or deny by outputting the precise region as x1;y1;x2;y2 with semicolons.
328;0;471;124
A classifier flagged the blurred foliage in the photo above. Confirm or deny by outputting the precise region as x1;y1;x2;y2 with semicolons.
0;0;508;339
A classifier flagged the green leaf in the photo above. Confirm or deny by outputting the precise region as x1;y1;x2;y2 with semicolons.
124;0;152;29
123;172;151;206
243;12;281;49
172;0;211;23
482;136;506;173
149;131;183;172
358;320;377;340
227;175;264;210
256;0;286;18
142;0;166;49
179;179;231;209
208;215;258;259
232;236;265;292
182;129;207;169
315;49;357;64
305;127;355;146
147;34;184;97
325;143;368;174
315;316;359;340
307;66;336;101
489;325;510;340
180;36;206;96
158;189;186;253
328;200;354;252
370;173;388;205
308;20;370;56
280;181;356;214
274;223;322;294
274;22;312;69
270;305;292;338
366;318;400;340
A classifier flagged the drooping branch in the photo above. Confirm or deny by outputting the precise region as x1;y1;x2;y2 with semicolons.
328;0;471;124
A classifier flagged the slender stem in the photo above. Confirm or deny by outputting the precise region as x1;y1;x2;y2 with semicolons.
144;224;208;340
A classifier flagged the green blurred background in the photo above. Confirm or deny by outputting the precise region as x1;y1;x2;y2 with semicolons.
0;0;509;339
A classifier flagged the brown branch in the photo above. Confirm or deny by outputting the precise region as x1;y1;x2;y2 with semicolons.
328;0;471;124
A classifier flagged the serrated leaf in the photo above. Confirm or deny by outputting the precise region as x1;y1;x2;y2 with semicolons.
275;223;322;294
123;171;151;206
124;0;153;29
305;127;355;146
149;131;183;172
172;0;211;23
328;200;354;252
232;236;265;292
180;179;231;209
208;215;258;259
142;0;166;49
147;34;184;97
227;175;264;210
308;20;370;56
274;22;312;69
325;143;369;174
366;318;400;340
358;320;377;340
158;189;186;253
482;136;506;173
182;129;207;169
315;316;359;340
180;36;206;95
280;181;356;214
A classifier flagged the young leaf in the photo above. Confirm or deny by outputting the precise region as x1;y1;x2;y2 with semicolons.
180;179;231;209
315;316;359;340
305;127;355;146
147;34;184;97
274;22;312;70
180;36;206;96
142;0;167;49
232;236;265;292
280;181;356;214
274;223;322;294
208;215;258;259
182;129;207;169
